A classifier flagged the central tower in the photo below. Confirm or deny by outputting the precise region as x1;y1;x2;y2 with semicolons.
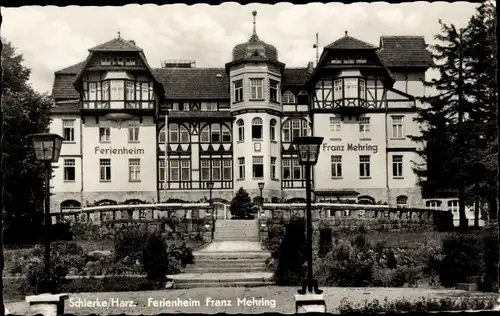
225;11;286;200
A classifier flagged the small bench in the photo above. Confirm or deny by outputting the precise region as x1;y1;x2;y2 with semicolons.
294;293;326;313
25;293;69;316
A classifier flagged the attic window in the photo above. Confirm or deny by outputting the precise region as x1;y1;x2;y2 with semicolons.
331;57;342;64
252;51;260;57
112;57;124;66
101;58;111;66
345;57;355;64
355;56;367;64
125;58;136;66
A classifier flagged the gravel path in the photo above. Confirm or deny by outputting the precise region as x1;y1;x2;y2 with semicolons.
6;286;495;315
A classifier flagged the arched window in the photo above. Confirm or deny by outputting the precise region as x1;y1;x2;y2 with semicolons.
396;196;408;208
283;91;296;104
270;119;277;141
252;117;263;140
200;123;231;143
159;126;166;143
237;119;244;141
168;124;190;143
60;200;81;212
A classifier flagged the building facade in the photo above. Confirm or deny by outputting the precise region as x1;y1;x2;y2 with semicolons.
49;15;437;216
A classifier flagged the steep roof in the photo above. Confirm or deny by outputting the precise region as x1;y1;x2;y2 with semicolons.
379;36;434;68
325;34;377;50
89;37;143;52
282;68;308;86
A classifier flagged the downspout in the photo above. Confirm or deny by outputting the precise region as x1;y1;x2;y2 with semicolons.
163;112;168;202
384;85;390;207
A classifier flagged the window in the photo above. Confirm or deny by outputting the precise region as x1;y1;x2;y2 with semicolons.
169;124;179;143
101;57;111;66
283;159;291;180
271;157;277;179
129;159;140;182
270;80;279;102
426;200;442;210
302;120;309;137
359;79;366;99
292;120;300;140
237;119;244;141
234;80;243;102
391;116;404;139
181;160;190;181
359;117;370;139
270;119;277;141
112;57;124;65
355;56;367;64
329;117;341;139
125;81;135;100
331;57;342;64
250;79;264;100
392;155;403;177
100;159;111;181
359;155;371;178
238;157;245;179
170;160;179;181
110;80;124;100
63;159;76;181
125;58;136;66
223;159;232;180
62;120;75;142
345;57;355;64
201;126;210;142
99;127;110;142
128;121;139;142
222;125;231;142
397;196;409;208
180;125;189;142
211;124;220;142
201;102;218;111
334;79;342;100
447;200;459;213
88;82;97;100
253;156;264;179
101;81;109;100
158;160;166;182
344;78;357;98
282;121;291;142
201;160;210;181
292;159;302;180
159;127;166;143
282;91;296;104
212;160;221;181
331;155;342;178
252;117;263;139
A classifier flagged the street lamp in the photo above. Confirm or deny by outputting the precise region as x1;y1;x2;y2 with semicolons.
258;182;265;219
207;181;214;239
293;136;323;296
28;133;63;285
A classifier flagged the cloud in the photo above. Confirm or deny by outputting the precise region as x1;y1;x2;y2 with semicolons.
1;3;478;94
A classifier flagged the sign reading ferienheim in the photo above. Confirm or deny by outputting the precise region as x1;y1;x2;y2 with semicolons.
147;297;277;308
94;146;145;155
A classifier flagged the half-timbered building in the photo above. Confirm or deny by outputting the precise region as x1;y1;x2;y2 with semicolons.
49;13;434;216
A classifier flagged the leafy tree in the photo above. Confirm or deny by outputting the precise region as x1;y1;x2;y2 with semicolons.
229;187;258;219
2;38;53;242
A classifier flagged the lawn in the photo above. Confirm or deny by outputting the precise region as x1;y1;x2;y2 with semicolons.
5;286;496;315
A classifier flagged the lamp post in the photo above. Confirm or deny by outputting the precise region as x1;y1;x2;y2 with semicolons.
28;133;63;285
207;181;214;239
293;136;323;296
258;182;265;218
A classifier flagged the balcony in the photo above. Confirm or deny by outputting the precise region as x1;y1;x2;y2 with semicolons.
81;100;155;116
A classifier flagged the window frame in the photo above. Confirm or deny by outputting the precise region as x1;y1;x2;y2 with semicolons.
282;91;296;104
392;155;403;178
397;196;409;208
270;119;277;141
359;117;370;139
128;121;140;142
269;79;279;103
237;119;245;142
271;157;277;179
250;78;264;100
99;158;112;182
99;127;111;143
238;157;245;179
329;117;341;139
128;158;141;182
252;156;264;179
359;155;371;178
63;159;76;182
62;119;75;142
252;117;263;140
391;116;405;139
233;80;243;103
331;155;342;179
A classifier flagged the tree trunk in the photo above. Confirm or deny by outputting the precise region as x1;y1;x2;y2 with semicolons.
459;187;468;229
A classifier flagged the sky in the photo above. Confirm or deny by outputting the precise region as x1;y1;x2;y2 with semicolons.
2;2;481;95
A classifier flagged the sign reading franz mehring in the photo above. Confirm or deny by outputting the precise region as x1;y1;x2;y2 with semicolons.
322;143;379;154
94;146;145;155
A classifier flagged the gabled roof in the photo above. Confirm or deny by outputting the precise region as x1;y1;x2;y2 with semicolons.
89;37;143;52
282;68;309;86
55;61;86;75
325;34;377;50
379;36;434;68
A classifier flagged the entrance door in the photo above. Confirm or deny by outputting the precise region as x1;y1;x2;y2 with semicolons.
213;203;227;219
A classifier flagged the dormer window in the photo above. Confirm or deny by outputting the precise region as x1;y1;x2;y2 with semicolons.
125;58;136;66
282;91;296;104
101;57;111;66
345;57;355;64
112;57;124;66
355;56;367;64
331;57;342;64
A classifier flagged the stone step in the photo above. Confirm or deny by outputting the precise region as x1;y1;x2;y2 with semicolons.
174;281;274;289
193;259;266;266
194;252;270;260
174;276;272;284
184;266;267;273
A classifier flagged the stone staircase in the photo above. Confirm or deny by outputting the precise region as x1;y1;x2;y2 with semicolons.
174;219;273;289
214;219;260;241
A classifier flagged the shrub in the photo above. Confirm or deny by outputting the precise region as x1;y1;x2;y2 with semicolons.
353;233;370;250
230;187;259;219
142;233;169;288
114;228;147;265
71;221;101;240
318;228;333;258
274;218;306;286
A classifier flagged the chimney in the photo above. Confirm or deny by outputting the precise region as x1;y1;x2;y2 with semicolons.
307;61;314;74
